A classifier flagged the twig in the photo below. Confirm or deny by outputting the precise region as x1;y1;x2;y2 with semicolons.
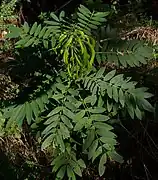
55;0;75;13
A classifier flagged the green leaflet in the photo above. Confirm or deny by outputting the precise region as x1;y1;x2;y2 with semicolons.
77;12;90;22
34;24;42;37
140;99;154;112
107;100;113;112
74;110;85;120
56;129;65;152
108;151;123;163
16;36;30;47
79;5;91;17
31;100;40;118
110;74;123;85
42;121;58;136
60;122;70;139
8;104;25;127
57;165;66;179
88;107;105;114
88;23;98;29
43;40;48;48
100;137;117;146
52;94;64;101
92;16;105;22
73;165;82;177
56;83;67;91
90;114;109;122
88;139;98;160
135;106;142;120
24;37;36;47
67;165;76;180
112;86;118;102
25;101;33;125
36;97;45;112
84;95;93;104
61;115;73;129
94;122;113;131
44;21;60;26
89;82;95;92
23;21;29;33
83;129;95;151
107;84;112;99
63;108;75;119
92;146;102;163
42;94;49;104
59;11;65;21
15;104;26;127
68;89;79;96
77;159;86;168
92;86;98;95
7;25;22;38
94;12;109;18
50;12;59;22
143;92;153;99
97;128;116;138
127;103;135;119
74;117;86;131
41;134;54;150
98;153;107;176
78;17;89;26
30;22;38;35
51;36;56;47
119;54;128;67
44;114;60;125
52;155;66;172
43;28;53;39
98;96;104;107
65;102;77;111
47;106;63;117
119;88;125;107
104;70;116;81
38;27;47;38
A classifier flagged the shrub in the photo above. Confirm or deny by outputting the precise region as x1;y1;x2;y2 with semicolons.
3;4;154;179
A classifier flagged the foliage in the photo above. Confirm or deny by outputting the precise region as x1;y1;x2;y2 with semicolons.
1;3;155;180
0;0;18;53
2;67;153;179
96;38;153;67
0;0;18;30
8;5;109;78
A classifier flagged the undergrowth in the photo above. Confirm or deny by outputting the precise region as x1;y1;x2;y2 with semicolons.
0;1;156;179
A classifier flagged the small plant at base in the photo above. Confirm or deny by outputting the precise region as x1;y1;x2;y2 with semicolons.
0;0;18;30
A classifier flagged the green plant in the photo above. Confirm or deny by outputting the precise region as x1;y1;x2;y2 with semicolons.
2;67;154;179
4;4;154;179
8;5;109;78
0;0;18;30
0;0;18;52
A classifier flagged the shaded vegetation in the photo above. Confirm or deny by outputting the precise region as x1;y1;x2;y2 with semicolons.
0;0;158;180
